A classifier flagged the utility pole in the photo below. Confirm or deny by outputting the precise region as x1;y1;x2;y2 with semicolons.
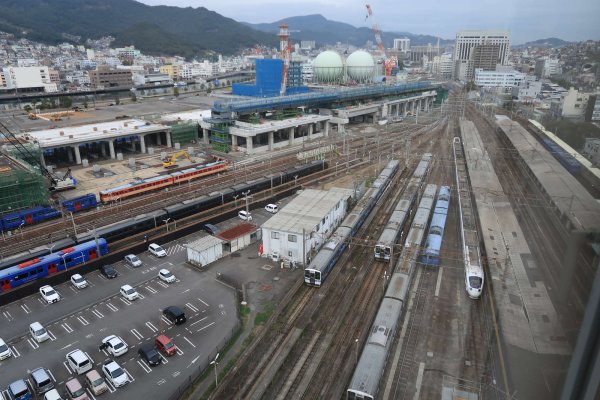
242;190;251;215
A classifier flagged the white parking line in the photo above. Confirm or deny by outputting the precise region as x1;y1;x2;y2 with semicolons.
190;317;207;327
197;322;215;333
138;293;145;300
183;336;196;348
3;310;13;321
104;379;116;393
11;346;20;358
160;315;172;326
145;286;157;294
47;369;57;382
156;281;169;288
62;323;74;333
86;388;97;400
137;360;152;373
185;303;199;313
106;303;118;312
92;309;104;319
77;316;89;326
63;361;73;374
20;304;31;314
48;330;57;341
124;368;135;383
159;353;169;364
197;298;210;307
145;322;158;333
120;297;132;306
176;347;184;356
27;338;39;349
85;352;94;364
131;329;143;341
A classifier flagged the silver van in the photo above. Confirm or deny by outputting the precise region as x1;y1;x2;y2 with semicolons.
30;321;50;343
238;210;252;221
30;367;55;395
265;204;278;214
66;349;93;375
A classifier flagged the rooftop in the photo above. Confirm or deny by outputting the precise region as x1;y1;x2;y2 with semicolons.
160;109;212;123
217;222;258;241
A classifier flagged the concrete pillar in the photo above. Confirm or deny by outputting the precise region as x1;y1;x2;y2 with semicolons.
289;127;295;145
139;134;146;154
324;121;329;137
100;142;107;157
247;136;253;153
73;145;81;165
109;140;116;159
67;147;74;163
202;128;209;145
411;101;415;113
40;153;46;168
231;134;238;148
166;131;172;148
268;131;274;150
308;124;313;137
396;104;400;118
130;139;136;152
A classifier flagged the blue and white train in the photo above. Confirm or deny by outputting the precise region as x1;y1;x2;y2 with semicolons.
419;185;450;266
347;184;438;400
304;160;400;287
374;153;432;261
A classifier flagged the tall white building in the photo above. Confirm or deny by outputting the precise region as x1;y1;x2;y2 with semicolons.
562;87;589;118
1;66;56;92
474;67;524;88
393;38;410;53
454;30;510;81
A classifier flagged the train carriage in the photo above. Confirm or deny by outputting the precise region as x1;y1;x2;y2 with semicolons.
61;193;98;213
1;206;62;231
420;185;451;266
0;239;108;293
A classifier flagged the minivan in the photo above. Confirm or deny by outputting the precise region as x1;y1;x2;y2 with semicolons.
155;335;177;356
202;223;219;235
30;367;54;395
163;306;186;325
29;322;50;343
66;349;93;375
65;378;88;400
265;204;278;214
8;379;32;400
84;370;108;396
238;210;252;221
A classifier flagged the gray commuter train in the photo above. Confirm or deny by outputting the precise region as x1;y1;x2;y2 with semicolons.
304;160;400;287
374;153;432;261
347;184;438;400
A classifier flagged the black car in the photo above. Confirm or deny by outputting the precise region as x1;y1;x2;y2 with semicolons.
138;344;162;366
163;306;186;325
100;264;118;279
202;223;220;236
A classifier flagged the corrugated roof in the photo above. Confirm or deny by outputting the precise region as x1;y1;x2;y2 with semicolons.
217;223;257;241
186;235;224;251
261;188;353;233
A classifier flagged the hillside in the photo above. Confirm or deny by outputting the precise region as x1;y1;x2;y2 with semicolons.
515;38;571;48
0;0;278;57
244;14;452;48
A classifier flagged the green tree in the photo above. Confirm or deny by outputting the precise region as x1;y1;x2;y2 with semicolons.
24;105;32;112
173;87;180;97
114;95;120;105
130;92;137;102
83;97;88;109
59;96;72;108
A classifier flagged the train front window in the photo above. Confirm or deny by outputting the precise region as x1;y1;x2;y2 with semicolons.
384;247;391;256
469;276;482;289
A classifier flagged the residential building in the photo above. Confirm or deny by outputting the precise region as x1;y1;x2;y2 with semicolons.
1;66;54;93
585;95;600;122
300;40;316;50
534;58;562;78
393;38;410;53
160;64;181;80
582;138;600;165
431;53;453;77
410;44;441;63
513;75;542;102
454;30;510;81
562;87;589;118
88;66;132;89
474;67;524;88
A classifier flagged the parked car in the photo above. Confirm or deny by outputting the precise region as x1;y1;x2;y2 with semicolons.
238;210;252;221
30;367;54;395
158;269;176;284
119;285;139;301
155;335;177;357
101;360;128;388
70;274;88;289
7;379;32;400
84;370;108;396
99;264;118;279
202;223;220;235
265;204;278;214
163;306;186;325
0;337;12;360
100;335;128;357
30;321;50;343
124;254;142;268
148;243;167;257
66;350;93;375
39;285;60;304
43;389;63;400
65;378;89;400
138;343;162;366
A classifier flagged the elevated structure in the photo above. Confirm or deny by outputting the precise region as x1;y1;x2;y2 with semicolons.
0;153;48;212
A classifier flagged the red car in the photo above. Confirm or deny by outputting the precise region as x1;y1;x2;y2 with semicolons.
155;335;177;356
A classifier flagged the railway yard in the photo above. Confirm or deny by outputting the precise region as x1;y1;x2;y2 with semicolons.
0;88;598;400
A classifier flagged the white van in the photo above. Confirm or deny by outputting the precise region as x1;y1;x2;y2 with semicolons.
238;210;252;221
30;322;50;343
265;204;278;214
66;349;93;375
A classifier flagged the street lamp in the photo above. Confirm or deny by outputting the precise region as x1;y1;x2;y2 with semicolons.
210;353;219;387
163;218;171;232
48;243;57;254
355;338;359;365
19;221;25;238
69;212;78;237
242;190;251;215
233;195;239;208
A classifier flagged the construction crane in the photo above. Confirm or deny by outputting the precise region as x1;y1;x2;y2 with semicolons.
0;120;76;191
162;150;191;168
279;24;291;96
365;3;398;77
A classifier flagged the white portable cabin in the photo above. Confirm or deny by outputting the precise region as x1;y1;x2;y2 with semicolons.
186;235;224;268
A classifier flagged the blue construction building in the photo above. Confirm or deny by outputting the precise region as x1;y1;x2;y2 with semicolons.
232;59;308;97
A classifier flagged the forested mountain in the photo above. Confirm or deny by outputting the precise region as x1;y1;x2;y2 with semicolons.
0;0;278;57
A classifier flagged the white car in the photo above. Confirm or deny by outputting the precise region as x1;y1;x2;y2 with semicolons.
148;243;166;257
119;285;139;301
158;269;176;284
100;335;128;357
39;285;60;304
102;360;129;388
124;254;142;267
0;338;12;360
265;203;278;214
30;321;50;343
70;274;88;289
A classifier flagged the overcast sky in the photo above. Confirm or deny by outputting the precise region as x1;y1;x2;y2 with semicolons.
137;0;600;44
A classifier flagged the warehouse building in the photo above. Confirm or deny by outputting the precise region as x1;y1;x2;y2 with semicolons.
261;188;353;267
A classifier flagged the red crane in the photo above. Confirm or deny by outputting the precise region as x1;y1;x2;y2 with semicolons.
365;4;397;76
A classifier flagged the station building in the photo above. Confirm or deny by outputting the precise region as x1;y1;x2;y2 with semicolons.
261;188;353;267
